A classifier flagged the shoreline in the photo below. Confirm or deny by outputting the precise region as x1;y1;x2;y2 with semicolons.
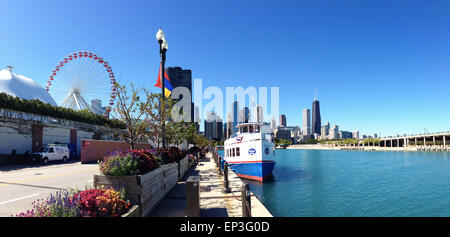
282;144;449;152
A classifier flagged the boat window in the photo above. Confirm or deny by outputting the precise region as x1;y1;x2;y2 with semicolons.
255;125;260;133
249;126;253;133
236;147;240;156
232;148;235;157
242;126;248;133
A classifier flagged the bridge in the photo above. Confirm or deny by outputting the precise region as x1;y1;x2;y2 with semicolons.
379;132;450;148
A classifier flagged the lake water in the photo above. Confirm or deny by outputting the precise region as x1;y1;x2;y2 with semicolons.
219;149;450;217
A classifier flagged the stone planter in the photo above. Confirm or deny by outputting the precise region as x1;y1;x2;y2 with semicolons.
121;205;140;217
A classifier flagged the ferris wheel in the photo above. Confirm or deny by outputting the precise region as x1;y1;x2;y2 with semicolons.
46;51;116;117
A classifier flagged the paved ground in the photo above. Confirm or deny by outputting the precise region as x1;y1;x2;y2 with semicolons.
150;153;272;217
0;161;99;216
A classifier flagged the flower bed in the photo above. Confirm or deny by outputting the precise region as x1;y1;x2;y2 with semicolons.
15;188;132;217
94;147;190;217
99;149;160;176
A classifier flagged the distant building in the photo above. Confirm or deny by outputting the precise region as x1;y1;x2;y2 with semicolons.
329;125;339;139
225;112;233;139
320;122;330;139
312;98;321;135
340;131;353;139
223;123;227;138
166;67;194;122
374;133;378;138
232;101;239;136
299;134;313;143
275;126;300;143
353;131;360;140
279;114;286;127
91;99;104;115
252;104;263;123
302;108;311;135
204;111;223;141
270;116;277;132
194;106;200;123
239;107;250;123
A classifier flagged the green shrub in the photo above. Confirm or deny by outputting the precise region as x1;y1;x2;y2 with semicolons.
0;92;125;129
99;152;139;176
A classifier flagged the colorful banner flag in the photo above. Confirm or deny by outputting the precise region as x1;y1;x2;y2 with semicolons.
155;63;173;97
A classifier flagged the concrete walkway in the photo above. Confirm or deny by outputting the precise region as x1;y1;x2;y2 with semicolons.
150;153;272;217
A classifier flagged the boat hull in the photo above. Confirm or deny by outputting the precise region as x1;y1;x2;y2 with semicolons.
227;161;276;182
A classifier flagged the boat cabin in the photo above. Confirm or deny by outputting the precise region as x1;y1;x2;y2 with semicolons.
237;123;262;134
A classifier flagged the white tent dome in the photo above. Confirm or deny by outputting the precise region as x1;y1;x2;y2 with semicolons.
0;68;57;106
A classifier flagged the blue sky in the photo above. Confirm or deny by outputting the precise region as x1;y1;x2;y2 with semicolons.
1;0;449;137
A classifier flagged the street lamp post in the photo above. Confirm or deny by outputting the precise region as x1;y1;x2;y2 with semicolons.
156;28;168;148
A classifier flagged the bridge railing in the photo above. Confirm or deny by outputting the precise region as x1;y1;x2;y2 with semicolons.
380;131;450;140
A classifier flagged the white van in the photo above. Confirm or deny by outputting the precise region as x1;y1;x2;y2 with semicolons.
32;144;70;164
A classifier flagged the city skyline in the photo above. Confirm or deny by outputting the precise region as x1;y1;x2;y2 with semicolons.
1;0;449;137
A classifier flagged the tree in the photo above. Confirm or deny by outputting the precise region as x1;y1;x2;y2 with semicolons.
305;139;318;144
113;83;150;149
165;105;198;148
275;138;293;146
143;91;175;148
192;134;210;147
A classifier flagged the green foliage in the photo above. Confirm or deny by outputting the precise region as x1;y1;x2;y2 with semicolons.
361;138;381;145
99;153;140;176
192;134;210;146
305;139;319;144
211;140;224;147
0;92;125;129
275;138;293;146
142;91;175;148
99;148;185;177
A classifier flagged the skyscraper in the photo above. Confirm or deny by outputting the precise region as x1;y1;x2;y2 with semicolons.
321;122;330;139
270;116;277;132
353;131;360;140
226;112;233;139
312;97;321;135
204;111;223;140
232;101;239;136
166;67;194;122
251;103;263;123
279;114;286;127
240;107;250;123
302;108;311;135
91;99;103;115
329;125;339;139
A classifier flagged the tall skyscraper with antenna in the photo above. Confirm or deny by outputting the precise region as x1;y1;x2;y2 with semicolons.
312;90;321;135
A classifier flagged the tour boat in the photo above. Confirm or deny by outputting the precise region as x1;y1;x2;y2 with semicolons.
224;123;276;182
